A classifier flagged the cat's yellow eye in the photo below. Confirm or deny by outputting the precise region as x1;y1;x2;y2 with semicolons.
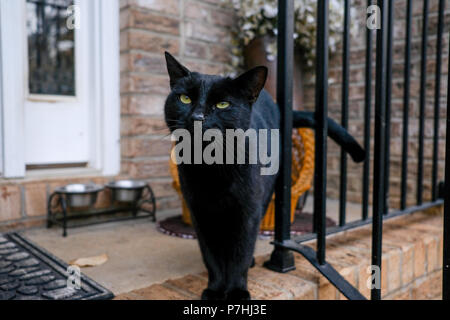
180;94;192;104
216;102;230;109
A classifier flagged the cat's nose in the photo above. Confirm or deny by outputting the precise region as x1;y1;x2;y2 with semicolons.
191;112;205;122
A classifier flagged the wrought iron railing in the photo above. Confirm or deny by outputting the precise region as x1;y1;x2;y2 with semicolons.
264;0;449;300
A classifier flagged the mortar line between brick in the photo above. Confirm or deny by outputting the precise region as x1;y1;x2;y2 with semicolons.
20;185;26;218
122;7;181;20
123;26;181;38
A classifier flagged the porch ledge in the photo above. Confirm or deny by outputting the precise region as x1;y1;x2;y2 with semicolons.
115;208;443;300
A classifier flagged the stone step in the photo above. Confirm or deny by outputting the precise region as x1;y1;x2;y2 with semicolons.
115;209;444;300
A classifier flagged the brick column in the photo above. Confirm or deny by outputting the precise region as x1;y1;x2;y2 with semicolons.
119;0;235;213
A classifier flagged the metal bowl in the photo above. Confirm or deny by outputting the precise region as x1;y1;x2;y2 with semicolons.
105;180;147;203
55;184;104;208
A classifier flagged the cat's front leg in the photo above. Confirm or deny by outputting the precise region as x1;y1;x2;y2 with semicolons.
224;265;252;300
195;232;229;300
203;271;250;300
226;288;251;301
201;264;227;300
201;289;227;300
200;248;252;300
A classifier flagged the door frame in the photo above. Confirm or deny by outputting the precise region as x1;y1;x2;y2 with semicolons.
0;0;120;178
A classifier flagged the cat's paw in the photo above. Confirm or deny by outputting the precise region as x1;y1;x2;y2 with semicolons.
201;289;226;300
226;289;251;301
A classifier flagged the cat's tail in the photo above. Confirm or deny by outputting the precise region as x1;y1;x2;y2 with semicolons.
293;111;366;163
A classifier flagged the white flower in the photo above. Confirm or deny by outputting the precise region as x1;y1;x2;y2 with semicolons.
242;22;253;31
267;54;276;62
262;3;278;18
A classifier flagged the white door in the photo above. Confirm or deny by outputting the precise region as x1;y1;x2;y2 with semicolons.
0;0;120;178
24;0;90;167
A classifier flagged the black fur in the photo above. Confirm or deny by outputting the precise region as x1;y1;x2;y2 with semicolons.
293;111;365;163
163;52;365;300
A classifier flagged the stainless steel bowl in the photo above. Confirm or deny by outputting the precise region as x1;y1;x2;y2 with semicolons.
105;180;147;203
55;184;104;208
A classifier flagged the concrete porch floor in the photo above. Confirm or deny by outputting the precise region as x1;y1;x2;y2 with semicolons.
19;198;365;296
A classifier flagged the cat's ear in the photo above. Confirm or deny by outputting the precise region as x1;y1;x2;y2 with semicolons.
165;51;190;88
233;66;268;104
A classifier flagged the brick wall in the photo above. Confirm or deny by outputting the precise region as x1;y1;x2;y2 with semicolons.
302;0;449;209
119;0;236;213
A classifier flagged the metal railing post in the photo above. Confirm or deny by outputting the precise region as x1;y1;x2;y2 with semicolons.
417;0;429;205
432;0;445;201
401;0;412;210
383;0;394;214
362;0;373;220
314;0;329;266
264;0;296;273
443;31;450;302
371;0;388;301
339;0;350;227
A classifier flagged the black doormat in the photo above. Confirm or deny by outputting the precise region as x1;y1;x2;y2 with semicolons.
0;233;114;300
157;211;336;239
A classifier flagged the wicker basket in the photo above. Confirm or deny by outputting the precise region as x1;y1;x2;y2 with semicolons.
169;128;315;231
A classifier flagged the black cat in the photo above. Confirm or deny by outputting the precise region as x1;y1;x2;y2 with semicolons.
163;52;364;300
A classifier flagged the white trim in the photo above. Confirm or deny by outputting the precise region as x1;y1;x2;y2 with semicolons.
26;94;78;103
97;0;120;175
25;167;102;179
0;0;120;178
90;0;102;171
0;0;26;178
0;4;3;176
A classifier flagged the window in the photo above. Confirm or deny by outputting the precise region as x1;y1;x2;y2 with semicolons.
26;0;75;96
